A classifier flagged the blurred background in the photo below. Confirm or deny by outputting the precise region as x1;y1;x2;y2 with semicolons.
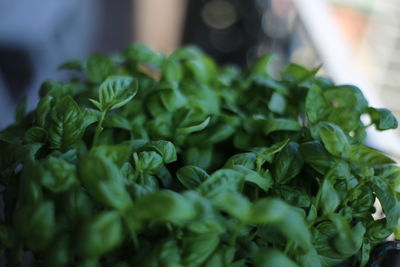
1;0;400;157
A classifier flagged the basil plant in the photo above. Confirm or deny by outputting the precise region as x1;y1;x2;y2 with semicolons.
1;45;399;267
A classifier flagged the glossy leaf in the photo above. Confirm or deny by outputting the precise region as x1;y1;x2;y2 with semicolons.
319;179;340;215
141;140;177;163
371;176;400;228
318;122;349;157
91;76;137;112
349;144;395;165
368;107;398;130
48;95;85;151
264;118;302;135
272;142;303;184
177;165;209;189
305;84;330;123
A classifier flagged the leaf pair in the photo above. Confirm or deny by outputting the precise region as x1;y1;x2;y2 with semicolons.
90;76;138;112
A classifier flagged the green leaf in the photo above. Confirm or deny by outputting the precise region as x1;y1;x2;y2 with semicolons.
214;191;252;221
252;248;298;267
58;60;83;71
176;116;210;135
318;122;350;157
184;146;213;170
199;169;243;199
234;165;273;192
268;92;286;114
182;233;220;267
224;152;257;170
92;76;137;112
147;87;188;116
367;219;393;244
79;211;123;257
84;53;113;83
204;246;236;267
19;162;44;205
39;80;83;98
253;139;289;166
319;179;340;215
330;215;365;256
44;234;71;266
305;84;330;123
277;186;311;208
367;108;398;130
141;140;177;163
252;55;274;75
218;65;239;86
24;127;47;144
185;58;213;83
349;186;374;217
313;222;347;266
123;44;164;65
253;75;288;95
281;63;318;84
146;116;173;139
264;118;302;135
272;142;303;184
324;85;368;113
177;165;209;189
374;165;400;183
39;156;78;193
296;248;321;267
371;176;400;228
323;85;368;133
173;106;207;127
14;201;56;251
79;153;133;211
63;187;93;221
248;198;312;250
162;58;183;82
162;89;189;112
300;141;336;174
36;95;53;127
133;151;163;174
136;239;181;266
48;95;85;151
135;190;197;224
103;112;132;131
91;143;133;167
359;243;371;267
349;144;395;165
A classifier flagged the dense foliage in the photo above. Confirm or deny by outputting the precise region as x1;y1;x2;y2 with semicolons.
1;45;400;266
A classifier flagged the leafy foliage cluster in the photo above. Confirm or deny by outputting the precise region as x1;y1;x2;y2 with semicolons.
1;45;400;266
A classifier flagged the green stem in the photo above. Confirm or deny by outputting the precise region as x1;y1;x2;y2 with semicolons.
92;111;106;146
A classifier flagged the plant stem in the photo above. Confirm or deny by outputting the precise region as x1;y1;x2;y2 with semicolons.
92;110;106;146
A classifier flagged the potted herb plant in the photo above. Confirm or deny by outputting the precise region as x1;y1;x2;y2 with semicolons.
0;45;399;266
